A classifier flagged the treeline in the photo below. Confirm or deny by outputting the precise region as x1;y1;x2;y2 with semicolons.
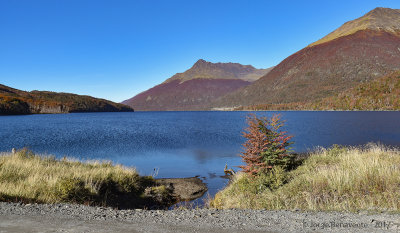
239;71;400;111
0;85;133;115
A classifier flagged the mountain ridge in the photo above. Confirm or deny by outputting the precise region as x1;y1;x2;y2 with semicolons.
310;7;400;47
163;59;272;84
123;60;272;111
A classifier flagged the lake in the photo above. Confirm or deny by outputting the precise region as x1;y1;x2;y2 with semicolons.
1;111;400;202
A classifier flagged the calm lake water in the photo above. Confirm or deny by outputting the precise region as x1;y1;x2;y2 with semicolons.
1;111;400;201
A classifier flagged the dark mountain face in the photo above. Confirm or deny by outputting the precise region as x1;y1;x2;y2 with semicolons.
212;7;400;109
123;60;272;111
0;84;134;115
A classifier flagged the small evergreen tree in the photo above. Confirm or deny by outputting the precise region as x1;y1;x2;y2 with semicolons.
239;114;293;176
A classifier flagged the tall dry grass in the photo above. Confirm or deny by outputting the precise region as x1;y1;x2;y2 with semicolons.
211;144;400;212
0;149;153;207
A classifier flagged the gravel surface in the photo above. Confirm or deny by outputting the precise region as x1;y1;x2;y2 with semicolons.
0;202;400;232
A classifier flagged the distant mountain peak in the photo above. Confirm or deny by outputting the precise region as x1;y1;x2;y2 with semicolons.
164;60;272;83
192;59;254;70
191;59;215;70
193;59;209;66
123;60;273;111
310;7;400;47
366;7;400;17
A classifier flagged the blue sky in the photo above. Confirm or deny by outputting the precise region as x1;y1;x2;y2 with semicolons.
1;0;400;102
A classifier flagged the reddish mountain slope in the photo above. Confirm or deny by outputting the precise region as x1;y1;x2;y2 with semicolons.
123;60;271;111
123;79;250;111
212;7;400;108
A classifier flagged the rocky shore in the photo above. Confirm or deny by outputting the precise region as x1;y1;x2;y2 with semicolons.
156;177;208;201
1;202;400;232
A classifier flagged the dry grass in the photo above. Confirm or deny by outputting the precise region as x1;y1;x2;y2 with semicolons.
0;149;154;208
211;144;400;212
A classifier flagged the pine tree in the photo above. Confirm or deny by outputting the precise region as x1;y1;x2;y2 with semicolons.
239;114;293;176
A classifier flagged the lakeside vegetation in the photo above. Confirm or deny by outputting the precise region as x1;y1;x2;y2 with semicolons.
211;113;400;212
212;144;400;211
0;149;171;209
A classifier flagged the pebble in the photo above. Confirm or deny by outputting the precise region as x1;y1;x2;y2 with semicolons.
0;202;399;233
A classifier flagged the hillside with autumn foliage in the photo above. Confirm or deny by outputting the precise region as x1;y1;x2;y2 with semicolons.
312;71;400;110
211;7;400;110
238;71;400;111
0;84;134;115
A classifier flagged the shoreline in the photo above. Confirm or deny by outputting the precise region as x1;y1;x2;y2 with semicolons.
2;110;400;116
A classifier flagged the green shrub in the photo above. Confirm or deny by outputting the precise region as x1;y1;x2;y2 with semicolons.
255;166;288;191
56;177;92;202
239;114;294;176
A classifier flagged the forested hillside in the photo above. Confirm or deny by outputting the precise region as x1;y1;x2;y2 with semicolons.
0;84;134;115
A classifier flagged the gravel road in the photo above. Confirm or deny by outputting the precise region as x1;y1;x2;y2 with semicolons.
0;202;399;232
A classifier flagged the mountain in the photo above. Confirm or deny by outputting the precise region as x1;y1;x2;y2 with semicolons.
309;7;400;47
0;84;134;115
122;59;272;111
239;71;400;111
163;59;270;83
212;7;400;109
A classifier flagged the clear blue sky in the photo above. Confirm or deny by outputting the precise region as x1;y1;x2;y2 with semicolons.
1;0;400;102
